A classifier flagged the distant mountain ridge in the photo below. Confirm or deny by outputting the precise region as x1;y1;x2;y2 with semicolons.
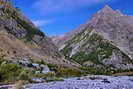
50;24;88;48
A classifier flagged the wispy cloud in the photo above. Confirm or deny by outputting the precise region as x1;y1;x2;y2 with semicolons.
33;20;52;27
33;0;111;14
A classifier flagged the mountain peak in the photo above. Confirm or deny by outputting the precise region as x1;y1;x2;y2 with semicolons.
99;5;114;13
88;5;120;27
104;5;112;9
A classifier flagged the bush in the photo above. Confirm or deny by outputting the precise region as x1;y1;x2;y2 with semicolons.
0;63;22;83
61;47;72;57
47;64;58;72
36;60;47;65
71;51;101;64
0;58;5;65
56;67;83;77
44;72;56;78
18;70;31;81
45;77;64;82
34;72;55;79
0;63;33;83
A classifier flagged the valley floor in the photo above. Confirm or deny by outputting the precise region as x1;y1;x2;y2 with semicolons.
23;75;133;89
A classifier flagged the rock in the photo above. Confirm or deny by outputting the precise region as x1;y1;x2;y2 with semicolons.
31;78;45;83
0;85;12;89
18;58;31;66
32;63;39;67
101;79;111;83
41;65;50;74
83;61;94;67
31;64;51;74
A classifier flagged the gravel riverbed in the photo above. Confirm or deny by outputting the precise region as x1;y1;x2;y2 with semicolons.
23;75;133;89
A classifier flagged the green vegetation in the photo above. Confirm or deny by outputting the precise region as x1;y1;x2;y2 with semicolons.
68;28;92;44
80;66;133;76
0;58;84;83
0;58;32;83
71;51;100;64
18;69;31;81
56;67;84;77
36;60;47;65
71;40;116;64
61;47;72;57
0;62;23;83
47;64;58;72
80;66;114;75
63;33;117;65
45;77;64;82
47;64;84;77
0;58;132;84
61;32;133;76
13;15;44;41
89;33;115;59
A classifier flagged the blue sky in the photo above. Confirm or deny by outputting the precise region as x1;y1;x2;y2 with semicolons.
13;0;133;35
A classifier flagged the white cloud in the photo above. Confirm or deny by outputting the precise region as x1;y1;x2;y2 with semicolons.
32;0;111;14
33;20;52;26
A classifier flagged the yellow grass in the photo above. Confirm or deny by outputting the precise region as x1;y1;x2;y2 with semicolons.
112;72;133;76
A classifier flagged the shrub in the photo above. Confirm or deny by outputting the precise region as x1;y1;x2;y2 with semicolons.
27;63;33;67
71;51;88;64
56;67;83;77
12;80;29;89
0;58;5;65
71;51;101;64
0;63;22;83
47;64;58;72
34;72;55;79
43;72;56;78
61;47;72;57
18;70;31;81
36;60;47;65
0;63;33;83
45;77;64;82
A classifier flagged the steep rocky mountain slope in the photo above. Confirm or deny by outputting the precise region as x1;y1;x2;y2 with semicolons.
60;5;133;70
50;24;88;48
0;4;79;67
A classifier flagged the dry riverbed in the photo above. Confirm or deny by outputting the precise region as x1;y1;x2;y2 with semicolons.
23;75;133;89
